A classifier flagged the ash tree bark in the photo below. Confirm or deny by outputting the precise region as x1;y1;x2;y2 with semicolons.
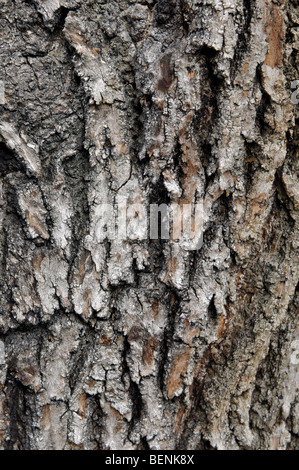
0;0;298;450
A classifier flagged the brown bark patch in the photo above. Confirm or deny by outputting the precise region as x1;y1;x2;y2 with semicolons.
82;288;92;318
66;442;85;450
32;252;45;271
167;347;191;399
128;325;144;343
157;53;174;93
41;405;51;430
178;132;200;205
100;336;112;346
168;257;177;276
78;393;88;418
183;318;200;345
25;210;49;242
20;366;37;386
142;337;159;366
218;316;227;338
178;113;193;138
264;3;284;68
174;404;187;437
156;100;164;110
151;298;159;320
75;250;92;286
242;61;250;74
115;141;128;155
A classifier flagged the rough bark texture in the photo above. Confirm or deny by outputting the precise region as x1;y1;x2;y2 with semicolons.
0;0;298;451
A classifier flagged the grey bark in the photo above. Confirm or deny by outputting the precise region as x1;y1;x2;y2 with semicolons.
0;0;298;450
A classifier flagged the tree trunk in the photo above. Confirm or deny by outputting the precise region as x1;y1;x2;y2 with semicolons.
0;0;298;451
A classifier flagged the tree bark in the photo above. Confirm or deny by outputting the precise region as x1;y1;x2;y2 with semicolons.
0;0;298;450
